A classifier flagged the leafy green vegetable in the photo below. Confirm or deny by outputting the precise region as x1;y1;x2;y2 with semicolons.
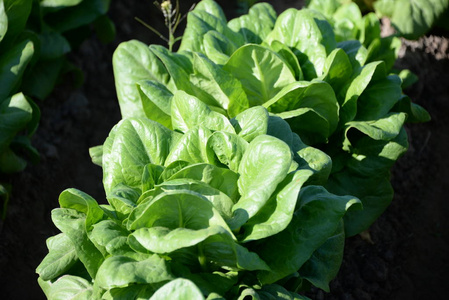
307;0;402;71
110;0;427;238
38;102;353;297
374;0;449;39
0;0;114;204
38;0;430;298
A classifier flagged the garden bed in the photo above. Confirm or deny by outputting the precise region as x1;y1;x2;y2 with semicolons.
0;1;448;299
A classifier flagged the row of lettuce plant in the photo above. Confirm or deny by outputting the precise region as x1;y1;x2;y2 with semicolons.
0;0;113;218
112;0;430;236
36;0;429;298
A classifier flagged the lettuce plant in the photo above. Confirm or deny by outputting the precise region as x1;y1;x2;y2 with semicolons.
306;0;402;72
305;0;446;88
37;1;430;297
374;0;449;39
308;0;449;40
111;0;429;236
0;0;113;214
1;0;40;203
37;101;360;298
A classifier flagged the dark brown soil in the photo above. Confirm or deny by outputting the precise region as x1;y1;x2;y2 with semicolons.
1;1;448;299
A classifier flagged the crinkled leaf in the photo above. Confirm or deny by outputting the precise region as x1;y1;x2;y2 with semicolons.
179;2;243;53
95;254;174;289
41;275;93;300
203;30;237;65
156;178;235;219
113;40;169;118
171;265;237;297
229;135;292;229
230;106;269;142
130;225;230;254
319;48;352;94
59;188;104;230
51;208;104;279
164;163;239;201
257;185;361;284
137;80;173;129
149;45;193;93
36;233;78;281
107;184;141;218
102;118;179;197
164;126;215;166
343;112;407;151
171;91;235;134
150;278;205;300
292;133;332;185
339;61;386;125
207;131;249;173
264;81;339;144
299;221;345;292
332;2;363;43
127;190;231;232
355;75;402;121
89;145;103;167
365;36;401;72
223;44;296;106
241;169;311;242
141;163;165;193
265;8;336;80
228;3;277;44
267;40;303;81
337;40;368;69
102;285;157;300
190;53;249;118
90;220;131;255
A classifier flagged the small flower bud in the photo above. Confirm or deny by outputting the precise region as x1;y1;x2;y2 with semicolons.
161;1;172;18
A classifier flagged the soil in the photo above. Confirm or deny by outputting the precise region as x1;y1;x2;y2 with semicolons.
1;1;448;299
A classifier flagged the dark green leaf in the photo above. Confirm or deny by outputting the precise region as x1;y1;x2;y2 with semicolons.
0;39;34;100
